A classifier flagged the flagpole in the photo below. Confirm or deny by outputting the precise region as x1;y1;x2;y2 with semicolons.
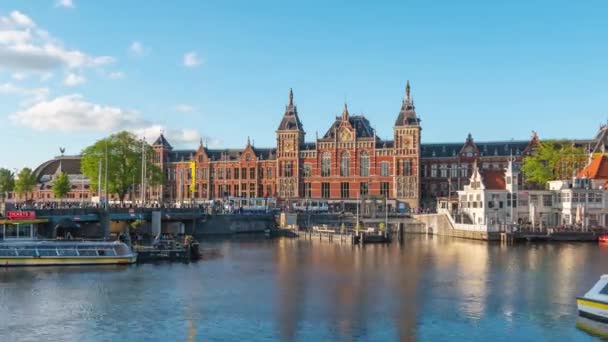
104;141;108;209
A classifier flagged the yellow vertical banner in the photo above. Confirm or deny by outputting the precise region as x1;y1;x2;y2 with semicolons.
189;161;196;194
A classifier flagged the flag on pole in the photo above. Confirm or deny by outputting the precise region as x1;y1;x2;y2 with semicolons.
189;161;196;193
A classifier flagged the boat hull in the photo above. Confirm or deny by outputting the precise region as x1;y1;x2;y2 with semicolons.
0;255;137;266
577;297;608;323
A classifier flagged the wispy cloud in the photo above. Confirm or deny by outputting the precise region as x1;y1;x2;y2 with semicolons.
64;73;85;86
174;104;196;113
129;41;147;57
0;10;114;72
183;51;201;67
0;82;48;105
55;0;75;9
108;71;124;79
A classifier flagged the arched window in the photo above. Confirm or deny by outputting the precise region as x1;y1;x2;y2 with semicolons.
340;151;350;176
360;151;369;176
321;152;331;177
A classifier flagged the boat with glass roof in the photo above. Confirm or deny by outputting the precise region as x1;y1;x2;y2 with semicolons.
0;217;137;266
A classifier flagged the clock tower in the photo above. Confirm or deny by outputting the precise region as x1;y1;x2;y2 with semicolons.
393;81;421;209
276;89;305;199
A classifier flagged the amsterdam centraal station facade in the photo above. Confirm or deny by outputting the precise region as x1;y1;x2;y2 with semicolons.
31;82;603;209
148;82;548;209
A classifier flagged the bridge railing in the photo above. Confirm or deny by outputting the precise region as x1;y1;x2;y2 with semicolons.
33;207;207;217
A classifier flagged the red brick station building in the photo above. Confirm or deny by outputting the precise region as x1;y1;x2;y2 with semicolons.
27;82;605;209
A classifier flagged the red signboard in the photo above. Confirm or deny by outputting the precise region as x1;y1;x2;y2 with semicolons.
7;211;36;220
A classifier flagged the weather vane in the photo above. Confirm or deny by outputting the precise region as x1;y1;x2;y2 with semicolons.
59;147;65;156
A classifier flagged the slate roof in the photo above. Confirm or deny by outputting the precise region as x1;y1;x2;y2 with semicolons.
153;133;173;150
32;156;82;181
277;89;304;131
167;148;277;162
321;115;376;140
395;81;420;127
420;141;531;158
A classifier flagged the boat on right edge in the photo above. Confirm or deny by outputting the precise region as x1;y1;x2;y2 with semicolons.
577;275;608;324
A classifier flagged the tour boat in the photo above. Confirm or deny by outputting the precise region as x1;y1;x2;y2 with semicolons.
0;240;137;266
0;218;137;266
599;235;608;244
577;275;608;323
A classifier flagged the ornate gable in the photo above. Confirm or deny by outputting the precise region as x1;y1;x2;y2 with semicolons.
459;133;479;157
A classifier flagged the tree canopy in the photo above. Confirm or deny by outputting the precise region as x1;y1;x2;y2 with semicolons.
521;140;587;187
80;131;162;202
0;168;15;199
14;167;37;199
52;172;71;199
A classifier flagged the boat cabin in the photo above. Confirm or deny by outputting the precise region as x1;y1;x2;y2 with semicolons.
0;218;48;240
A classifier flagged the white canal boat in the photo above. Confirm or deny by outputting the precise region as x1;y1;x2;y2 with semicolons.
577;275;608;323
0;217;137;266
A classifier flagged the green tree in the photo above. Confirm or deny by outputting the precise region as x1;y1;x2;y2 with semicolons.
0;168;15;200
521;140;587;188
80;131;163;202
52;172;71;200
15;167;37;200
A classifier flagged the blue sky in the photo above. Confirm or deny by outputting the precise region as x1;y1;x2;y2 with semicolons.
0;0;607;170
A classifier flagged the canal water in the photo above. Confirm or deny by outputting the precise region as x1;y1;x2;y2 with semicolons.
1;236;607;341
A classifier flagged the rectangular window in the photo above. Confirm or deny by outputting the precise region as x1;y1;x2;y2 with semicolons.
460;164;468;178
241;168;247;180
340;182;350;199
226;168;231;180
303;163;312;177
267;167;272;179
450;163;458;178
234;184;239;195
431;164;438;177
218;168;224;180
266;184;272;197
543;195;552;207
234;168;239;180
360;182;369;196
380;162;390;177
284;162;293;177
250;167;256;180
403;160;412;176
380;182;390;197
303;183;312;198
440;164;448;178
321;182;330;198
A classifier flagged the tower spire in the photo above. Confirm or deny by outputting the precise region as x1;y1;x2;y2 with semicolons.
289;88;293;106
342;102;349;121
406;80;411;102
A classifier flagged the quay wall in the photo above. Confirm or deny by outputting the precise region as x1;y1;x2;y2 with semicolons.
196;214;275;235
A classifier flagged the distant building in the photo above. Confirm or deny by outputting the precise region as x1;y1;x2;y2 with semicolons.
23;83;608;209
452;154;608;230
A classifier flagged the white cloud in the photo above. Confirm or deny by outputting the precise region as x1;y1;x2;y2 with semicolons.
0;10;113;72
133;125;202;145
0;82;48;104
11;72;26;80
174;104;195;113
183;52;201;67
64;73;85;86
129;41;146;56
55;0;75;8
9;94;204;145
9;94;138;132
108;71;124;79
8;11;35;28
